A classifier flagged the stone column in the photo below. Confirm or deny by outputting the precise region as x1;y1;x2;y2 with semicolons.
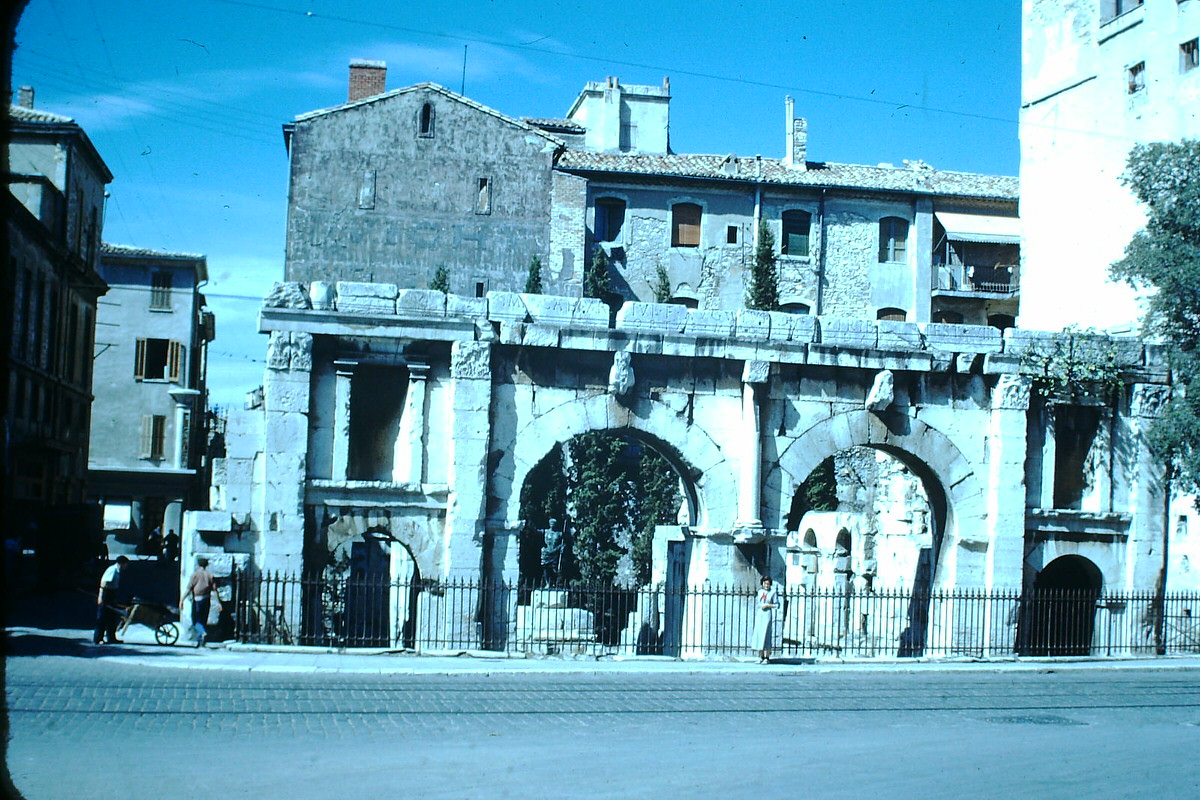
393;360;429;484
332;359;355;481
445;341;493;578
986;375;1032;590
1126;384;1170;591
912;198;933;324
260;332;313;576
735;360;770;530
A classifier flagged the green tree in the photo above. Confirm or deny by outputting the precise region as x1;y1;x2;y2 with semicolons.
584;246;611;300
429;265;450;293
652;262;672;304
524;255;543;294
1110;140;1200;489
747;223;779;311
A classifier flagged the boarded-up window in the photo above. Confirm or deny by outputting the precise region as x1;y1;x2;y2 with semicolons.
879;217;908;263
140;414;166;460
877;307;907;322
781;210;811;256
671;202;701;248
150;271;172;310
358;169;376;209
1127;61;1146;94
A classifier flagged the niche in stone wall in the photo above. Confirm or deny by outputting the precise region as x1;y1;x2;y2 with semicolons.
347;365;408;481
1052;405;1103;510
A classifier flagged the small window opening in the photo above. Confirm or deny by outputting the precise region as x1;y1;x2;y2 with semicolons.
418;103;435;137
877;307;906;322
932;309;963;324
475;281;486;298
671;203;701;248
135;338;184;382
878;217;908;263
726;225;739;245
1182;39;1199;73
150;271;172;310
988;313;1016;331
781;210;811;257
594;198;626;242
476;178;491;215
140;414;166;460
1127;61;1146;94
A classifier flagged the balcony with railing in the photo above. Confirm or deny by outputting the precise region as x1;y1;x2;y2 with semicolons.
933;261;1020;296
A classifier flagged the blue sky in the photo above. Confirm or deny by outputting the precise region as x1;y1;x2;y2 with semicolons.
12;0;1021;406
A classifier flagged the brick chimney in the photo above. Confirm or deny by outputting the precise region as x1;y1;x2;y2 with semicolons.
17;85;34;109
348;60;387;102
784;96;807;171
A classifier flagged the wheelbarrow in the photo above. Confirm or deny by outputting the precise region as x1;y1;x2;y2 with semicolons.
117;598;181;646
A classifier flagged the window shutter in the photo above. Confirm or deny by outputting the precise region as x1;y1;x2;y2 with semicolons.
140;415;153;458
134;338;147;380
151;416;166;460
168;341;185;383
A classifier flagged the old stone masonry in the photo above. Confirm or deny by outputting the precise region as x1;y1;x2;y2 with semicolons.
181;281;1191;651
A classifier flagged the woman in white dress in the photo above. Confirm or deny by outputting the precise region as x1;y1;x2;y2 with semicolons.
753;576;779;663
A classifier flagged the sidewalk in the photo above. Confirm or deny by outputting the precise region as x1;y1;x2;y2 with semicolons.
8;620;1200;676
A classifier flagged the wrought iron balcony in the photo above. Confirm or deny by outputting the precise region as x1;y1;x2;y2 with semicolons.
933;263;1019;296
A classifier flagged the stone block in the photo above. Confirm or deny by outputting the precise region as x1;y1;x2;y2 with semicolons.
788;314;818;343
396;289;448;317
765;311;794;342
877;320;922;351
735;310;771;340
1003;328;1052;356
982;353;1021;374
499;321;525;345
265;373;310;414
487;291;529;323
615;302;688;333
921;322;1003;354
191;511;233;533
336;296;396;315
820;318;877;349
573;298;611;329
683;310;736;338
447;295;487;318
336;281;399;300
210;458;228;485
309;281;336;310
224;457;255;487
521;324;560;348
265;411;307;452
522;294;575;326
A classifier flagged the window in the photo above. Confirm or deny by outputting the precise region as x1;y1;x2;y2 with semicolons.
475;281;486;298
358;169;376;210
418;102;434;137
671;203;702;248
988;313;1016;331
1127;61;1146;94
1101;0;1142;22
878;217;908;263
135;338;184;382
780;302;810;315
476;177;491;215
933;309;964;324
619;121;637;151
150;271;172;310
726;225;739;245
594;198;626;242
1182;39;1199;74
140;414;166;460
781;210;811;257
877;307;906;322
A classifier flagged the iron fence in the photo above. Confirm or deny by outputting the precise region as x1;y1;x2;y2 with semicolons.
230;571;1200;660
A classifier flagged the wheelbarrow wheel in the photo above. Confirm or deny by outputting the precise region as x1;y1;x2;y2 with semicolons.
156;621;179;646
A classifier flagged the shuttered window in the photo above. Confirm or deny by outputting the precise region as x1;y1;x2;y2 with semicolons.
135;338;185;382
671;203;701;248
140;414;166;460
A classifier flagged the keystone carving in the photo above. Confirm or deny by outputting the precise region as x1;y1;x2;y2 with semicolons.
865;369;895;412
608;350;635;396
451;341;492;380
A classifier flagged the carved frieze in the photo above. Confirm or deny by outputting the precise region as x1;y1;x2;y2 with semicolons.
451;341;492;380
991;374;1032;410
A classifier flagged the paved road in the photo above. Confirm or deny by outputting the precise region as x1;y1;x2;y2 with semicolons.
6;650;1200;800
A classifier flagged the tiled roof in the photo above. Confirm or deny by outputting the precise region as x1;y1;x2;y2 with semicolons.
522;117;585;133
8;104;75;124
101;242;205;260
555;151;1017;200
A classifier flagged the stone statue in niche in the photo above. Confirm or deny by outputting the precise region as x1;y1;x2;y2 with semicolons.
540;518;568;587
608;351;634;395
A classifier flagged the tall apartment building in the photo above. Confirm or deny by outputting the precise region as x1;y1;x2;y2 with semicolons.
88;244;215;552
1020;0;1200;330
5;88;111;569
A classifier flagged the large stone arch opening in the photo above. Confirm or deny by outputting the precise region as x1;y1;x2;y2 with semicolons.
1018;554;1103;656
501;393;737;532
769;410;985;589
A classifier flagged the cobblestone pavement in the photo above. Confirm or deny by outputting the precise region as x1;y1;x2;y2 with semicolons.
7;652;1200;800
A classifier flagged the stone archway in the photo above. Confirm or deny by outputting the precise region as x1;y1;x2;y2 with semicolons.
768;410;987;589
502;393;737;531
1018;555;1103;656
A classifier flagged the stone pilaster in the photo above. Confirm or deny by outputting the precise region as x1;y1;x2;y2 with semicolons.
1126;383;1170;591
444;341;493;578
331;359;355;481
985;374;1031;589
393;360;429;484
735;360;770;531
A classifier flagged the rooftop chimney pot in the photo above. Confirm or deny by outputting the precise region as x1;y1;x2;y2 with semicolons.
18;85;34;109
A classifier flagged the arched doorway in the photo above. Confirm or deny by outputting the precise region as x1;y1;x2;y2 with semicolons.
1018;555;1103;656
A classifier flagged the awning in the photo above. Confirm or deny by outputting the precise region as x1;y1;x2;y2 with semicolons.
103;503;132;530
935;212;1021;244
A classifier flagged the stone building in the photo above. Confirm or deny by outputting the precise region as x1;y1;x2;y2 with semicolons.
283;65;1020;327
88;244;215;553
5;89;111;570
1020;0;1200;330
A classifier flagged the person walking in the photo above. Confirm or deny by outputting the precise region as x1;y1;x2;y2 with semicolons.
182;557;220;646
752;575;779;664
93;556;129;645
